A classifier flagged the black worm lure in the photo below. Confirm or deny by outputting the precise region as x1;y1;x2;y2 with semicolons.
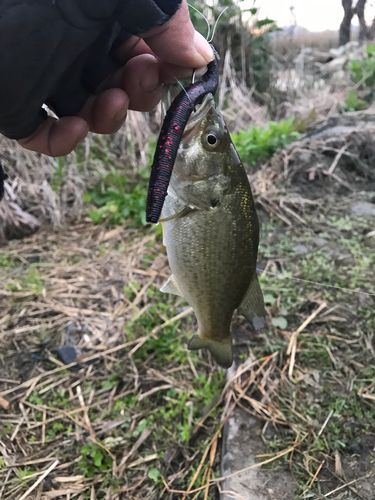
0;163;8;202
146;45;219;224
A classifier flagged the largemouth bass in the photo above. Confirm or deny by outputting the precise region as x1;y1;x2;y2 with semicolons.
160;92;266;368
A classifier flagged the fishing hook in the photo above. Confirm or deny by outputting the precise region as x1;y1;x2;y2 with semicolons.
146;45;219;224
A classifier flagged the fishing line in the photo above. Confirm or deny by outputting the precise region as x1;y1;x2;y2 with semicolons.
173;76;195;107
165;5;228;110
256;268;375;298
163;8;374;300
187;4;229;44
187;3;211;41
208;6;229;43
167;8;372;300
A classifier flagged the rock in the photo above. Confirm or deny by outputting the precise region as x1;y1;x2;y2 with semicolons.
349;438;362;455
320;55;348;75
312;237;329;247
365;230;375;248
56;346;78;365
295;244;308;254
299;152;312;163
295;40;366;78
350;202;375;216
221;404;297;500
221;359;297;500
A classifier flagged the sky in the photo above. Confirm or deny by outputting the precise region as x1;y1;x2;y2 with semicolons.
243;0;375;32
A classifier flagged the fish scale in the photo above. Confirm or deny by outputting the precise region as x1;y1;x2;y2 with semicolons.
160;93;266;369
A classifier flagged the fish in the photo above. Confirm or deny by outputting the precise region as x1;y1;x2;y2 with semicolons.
159;91;266;369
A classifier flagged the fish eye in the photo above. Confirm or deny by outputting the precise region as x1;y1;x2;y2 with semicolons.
206;133;218;146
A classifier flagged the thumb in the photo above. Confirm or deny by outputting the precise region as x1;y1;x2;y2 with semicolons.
141;0;214;68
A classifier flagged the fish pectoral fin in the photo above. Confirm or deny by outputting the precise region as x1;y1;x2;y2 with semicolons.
238;274;267;331
160;274;184;297
161;221;166;246
159;205;196;222
188;334;233;369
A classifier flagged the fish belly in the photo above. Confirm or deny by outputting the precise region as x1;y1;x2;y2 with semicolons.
163;191;257;342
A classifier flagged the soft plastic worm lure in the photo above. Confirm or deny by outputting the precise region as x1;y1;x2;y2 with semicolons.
146;46;219;224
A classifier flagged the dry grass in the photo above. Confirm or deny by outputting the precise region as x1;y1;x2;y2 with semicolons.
271;30;340;60
0;223;225;499
1;30;375;498
0;108;158;230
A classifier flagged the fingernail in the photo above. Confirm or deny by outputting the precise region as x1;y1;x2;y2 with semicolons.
194;31;215;64
115;102;128;122
141;61;160;93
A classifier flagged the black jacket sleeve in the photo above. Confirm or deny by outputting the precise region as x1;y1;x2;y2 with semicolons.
0;0;182;140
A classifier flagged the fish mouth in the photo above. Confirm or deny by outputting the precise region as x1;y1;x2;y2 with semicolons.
179;93;215;148
160;84;215;143
183;93;215;137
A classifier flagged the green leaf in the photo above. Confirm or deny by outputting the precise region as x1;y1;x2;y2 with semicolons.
148;467;160;483
271;317;288;329
257;18;276;28
264;294;277;305
93;452;103;467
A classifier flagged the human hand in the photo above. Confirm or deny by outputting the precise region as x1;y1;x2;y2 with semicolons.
18;0;214;157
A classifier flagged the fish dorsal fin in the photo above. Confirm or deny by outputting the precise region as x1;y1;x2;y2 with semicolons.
188;334;233;369
160;274;184;297
238;273;267;331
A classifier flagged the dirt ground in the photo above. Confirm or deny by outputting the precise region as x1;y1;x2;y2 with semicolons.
1;127;375;499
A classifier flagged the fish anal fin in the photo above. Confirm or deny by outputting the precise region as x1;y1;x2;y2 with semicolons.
188;334;233;369
160;274;183;297
238;274;266;331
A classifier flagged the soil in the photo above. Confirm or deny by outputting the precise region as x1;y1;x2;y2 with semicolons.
220;111;375;499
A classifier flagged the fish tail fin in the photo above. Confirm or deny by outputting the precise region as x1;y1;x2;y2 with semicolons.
188;334;233;368
238;273;267;331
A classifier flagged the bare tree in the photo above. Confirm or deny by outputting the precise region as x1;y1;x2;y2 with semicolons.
339;0;369;46
354;0;369;41
369;16;375;38
339;0;355;46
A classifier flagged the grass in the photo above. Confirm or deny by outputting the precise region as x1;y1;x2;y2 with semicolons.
240;191;375;496
1;45;375;498
1;182;374;498
271;30;340;58
0;224;226;499
232;117;301;166
86;167;150;227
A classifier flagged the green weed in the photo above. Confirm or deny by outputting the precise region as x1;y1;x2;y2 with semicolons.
79;441;113;478
4;264;44;293
340;90;367;112
232;118;301;166
1;423;15;436
349;42;375;88
0;253;17;268
17;467;33;486
86;168;149;227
